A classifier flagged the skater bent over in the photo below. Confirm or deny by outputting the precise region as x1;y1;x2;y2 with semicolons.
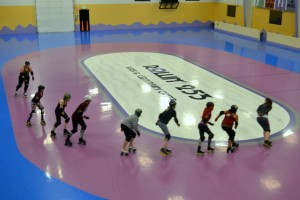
257;98;273;147
215;105;239;153
50;93;72;138
15;61;34;97
120;109;142;156
156;99;180;156
65;95;91;146
26;85;45;127
197;102;215;156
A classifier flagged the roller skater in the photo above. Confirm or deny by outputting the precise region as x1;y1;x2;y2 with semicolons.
257;98;273;148
26;85;45;127
156;99;180;156
197;102;215;156
120;109;142;155
14;61;34;97
215;105;239;153
65;95;91;146
50;93;72;138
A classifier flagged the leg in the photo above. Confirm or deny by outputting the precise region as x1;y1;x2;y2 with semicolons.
206;128;215;152
128;130;137;153
23;77;30;97
65;118;77;146
51;113;61;137
62;113;70;135
26;102;36;126
15;76;24;95
197;123;205;156
37;103;46;125
120;124;131;156
78;119;87;145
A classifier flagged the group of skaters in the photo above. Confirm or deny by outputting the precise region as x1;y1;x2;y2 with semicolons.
15;61;274;155
120;95;273;157
14;61;92;147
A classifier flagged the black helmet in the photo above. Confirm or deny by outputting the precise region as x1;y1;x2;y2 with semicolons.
135;108;143;117
25;61;30;65
169;99;176;106
206;102;214;107
38;85;45;91
230;105;238;113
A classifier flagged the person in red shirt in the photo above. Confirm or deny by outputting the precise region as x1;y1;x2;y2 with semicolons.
215;105;239;153
65;95;91;147
197;102;215;156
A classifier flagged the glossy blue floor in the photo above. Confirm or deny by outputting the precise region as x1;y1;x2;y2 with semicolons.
1;27;300;200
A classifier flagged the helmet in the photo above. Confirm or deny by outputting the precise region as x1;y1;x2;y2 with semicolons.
135;108;142;117
38;85;45;91
230;105;238;113
206;102;214;107
63;93;71;100
169;99;176;106
25;61;30;65
85;95;92;101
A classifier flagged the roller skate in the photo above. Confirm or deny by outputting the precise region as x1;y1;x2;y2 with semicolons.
263;140;272;148
166;148;172;155
232;143;239;151
197;150;205;156
50;130;57;138
65;139;72;147
23;93;27;98
40;120;46;126
207;146;215;153
120;149;129;156
160;148;169;157
63;129;71;136
78;138;86;145
26;121;32;127
226;147;234;153
14;92;18;97
128;146;136;153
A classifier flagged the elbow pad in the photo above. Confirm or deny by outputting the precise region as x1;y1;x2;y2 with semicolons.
235;121;239;127
219;111;225;116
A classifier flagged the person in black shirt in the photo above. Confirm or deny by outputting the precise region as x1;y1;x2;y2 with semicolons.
156;99;180;156
50;93;71;138
256;98;273;147
26;85;45;127
15;61;34;97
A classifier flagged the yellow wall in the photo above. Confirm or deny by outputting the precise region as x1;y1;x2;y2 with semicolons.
0;3;296;36
74;3;215;26
252;7;295;36
213;3;244;26
0;6;36;30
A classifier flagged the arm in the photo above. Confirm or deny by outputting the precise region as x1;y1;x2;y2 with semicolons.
58;99;65;115
132;116;140;136
215;111;225;122
30;67;34;81
234;114;239;129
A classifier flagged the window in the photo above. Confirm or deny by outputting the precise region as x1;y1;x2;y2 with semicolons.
269;10;282;25
227;5;236;17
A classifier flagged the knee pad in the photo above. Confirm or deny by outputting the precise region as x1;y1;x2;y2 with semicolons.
125;136;131;142
71;129;77;134
165;134;171;141
65;117;70;123
200;134;205;142
131;131;136;139
208;133;214;140
54;122;61;128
